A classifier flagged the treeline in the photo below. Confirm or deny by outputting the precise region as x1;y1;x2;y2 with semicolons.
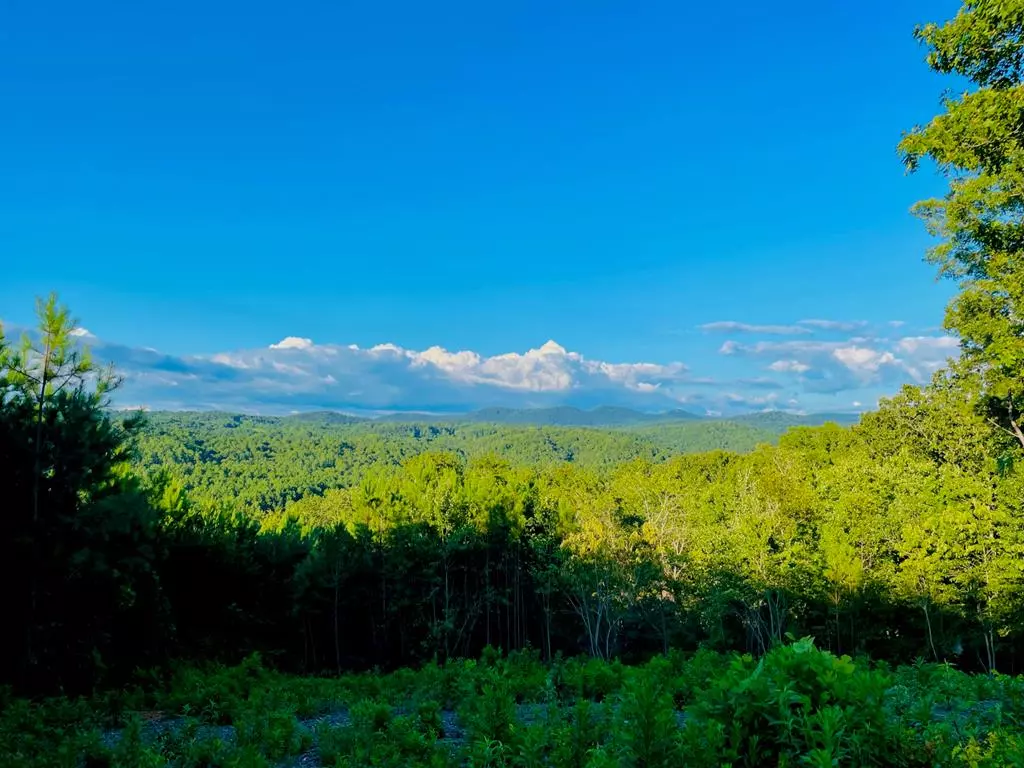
133;411;780;514
160;383;1024;677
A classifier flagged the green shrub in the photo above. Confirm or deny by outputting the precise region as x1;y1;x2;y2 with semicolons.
315;720;354;766
317;709;452;768
616;671;681;768
495;649;548;703
350;697;394;733
218;744;269;768
669;647;737;707
415;698;446;739
548;699;609;768
561;657;625;702
5;645;1024;768
110;716;164;768
465;737;512;768
235;708;310;760
161;654;270;725
684;638;902;765
460;675;519;747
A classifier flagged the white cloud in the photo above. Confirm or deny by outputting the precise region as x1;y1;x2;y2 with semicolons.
473;341;576;391
768;359;811;374
269;336;314;350
832;346;898;374
403;339;690;394
584;359;687;390
369;343;405;356
798;319;868;332
211;353;252;368
721;334;959;393
69;327;93;338
702;319;870;335
700;321;810;335
723;391;780;407
723;340;842;357
894;335;959;355
271;361;308;375
893;335;958;381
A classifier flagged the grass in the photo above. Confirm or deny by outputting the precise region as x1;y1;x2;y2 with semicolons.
3;640;1024;766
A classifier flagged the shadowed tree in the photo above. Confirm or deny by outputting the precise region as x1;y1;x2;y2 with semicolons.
0;295;162;693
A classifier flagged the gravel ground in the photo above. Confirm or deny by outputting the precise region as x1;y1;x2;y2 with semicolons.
101;704;470;767
100;702;691;766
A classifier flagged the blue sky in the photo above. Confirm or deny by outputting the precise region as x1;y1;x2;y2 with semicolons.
1;1;965;414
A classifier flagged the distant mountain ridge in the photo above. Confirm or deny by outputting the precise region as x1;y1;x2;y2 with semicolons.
727;411;861;430
285;406;861;430
432;405;703;426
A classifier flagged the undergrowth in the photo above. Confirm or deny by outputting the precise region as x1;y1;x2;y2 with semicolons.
3;640;1024;767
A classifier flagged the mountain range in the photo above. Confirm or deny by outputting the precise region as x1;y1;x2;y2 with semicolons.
285;406;861;430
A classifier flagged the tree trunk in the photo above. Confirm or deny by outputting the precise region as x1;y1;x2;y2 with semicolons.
26;334;52;672
923;602;939;662
333;566;341;673
834;598;842;656
981;621;997;673
1007;397;1024;450
32;334;51;525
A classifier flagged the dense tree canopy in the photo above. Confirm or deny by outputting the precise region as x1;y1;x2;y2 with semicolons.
128;412;782;516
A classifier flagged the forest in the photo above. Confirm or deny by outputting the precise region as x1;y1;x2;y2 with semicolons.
129;410;807;514
5;1;1024;765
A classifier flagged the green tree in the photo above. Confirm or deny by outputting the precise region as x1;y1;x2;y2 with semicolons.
0;295;162;693
901;0;1024;450
5;294;119;523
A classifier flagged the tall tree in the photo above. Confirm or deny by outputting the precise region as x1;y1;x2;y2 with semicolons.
0;295;159;692
901;0;1024;449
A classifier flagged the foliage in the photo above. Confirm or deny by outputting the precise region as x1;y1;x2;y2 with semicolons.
130;410;781;517
4;646;1024;767
684;638;899;764
901;0;1024;451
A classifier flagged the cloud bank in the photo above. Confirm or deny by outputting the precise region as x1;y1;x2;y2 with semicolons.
0;313;955;415
98;337;705;414
721;335;958;395
71;322;961;415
